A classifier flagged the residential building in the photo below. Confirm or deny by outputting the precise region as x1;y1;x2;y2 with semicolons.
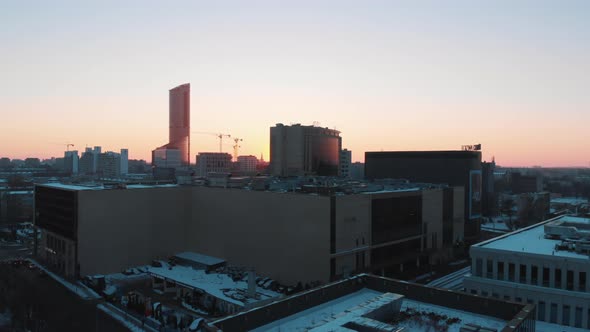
34;181;464;285
97;152;121;178
365;150;482;241
464;215;590;329
212;274;535;332
63;150;79;175
195;152;232;177
270;123;341;177
350;162;364;180
237;155;258;174
119;149;128;175
153;83;190;166
339;149;352;178
511;172;543;194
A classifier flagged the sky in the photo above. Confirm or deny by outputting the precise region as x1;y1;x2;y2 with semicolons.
1;0;589;167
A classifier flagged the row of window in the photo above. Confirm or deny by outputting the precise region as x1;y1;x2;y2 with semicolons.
469;289;590;328
474;258;587;291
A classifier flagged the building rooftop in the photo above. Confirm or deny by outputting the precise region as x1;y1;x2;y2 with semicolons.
173;252;226;267
475;215;590;259
550;197;588;205
250;288;507;332
147;263;280;307
38;183;178;191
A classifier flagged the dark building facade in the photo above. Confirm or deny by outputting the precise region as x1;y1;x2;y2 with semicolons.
270;124;341;176
365;151;482;241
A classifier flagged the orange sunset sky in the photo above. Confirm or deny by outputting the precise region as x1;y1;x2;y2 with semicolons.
1;1;589;167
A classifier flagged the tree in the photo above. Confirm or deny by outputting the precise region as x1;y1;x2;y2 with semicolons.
501;197;517;230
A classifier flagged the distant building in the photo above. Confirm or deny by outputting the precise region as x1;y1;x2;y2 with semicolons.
339;149;352;178
350;162;364;180
63;150;79;175
365;150;482;241
153;83;190;166
0;158;11;169
482;160;496;216
24;158;41;168
195;152;232;177
119;149;128;175
511;172;543;194
97;152;121;178
152;148;181;169
79;148;95;175
465;215;590;329
0;190;34;224
237;155;258;174
270;123;341;177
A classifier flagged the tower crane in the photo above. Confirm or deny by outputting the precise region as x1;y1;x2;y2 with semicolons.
232;138;243;161
66;144;74;151
192;132;231;153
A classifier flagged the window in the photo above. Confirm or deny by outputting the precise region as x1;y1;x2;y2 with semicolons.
470;289;477;295
503;295;510;301
580;272;586;291
515;297;522;303
575;307;582;328
475;259;483;277
497;261;504;280
567;270;574;290
563;305;570;326
519;264;527;283
508;263;515;281
550;303;558;323
555;268;562;289
538;301;546;321
543;267;550;287
492;293;499;298
486;259;493;278
531;265;538;284
482;291;488;297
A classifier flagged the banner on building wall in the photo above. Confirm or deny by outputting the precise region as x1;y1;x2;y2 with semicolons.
469;170;482;219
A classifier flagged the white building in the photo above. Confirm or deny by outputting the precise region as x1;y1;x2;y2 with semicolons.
339;149;352;178
237;155;258;174
119;148;128;175
464;215;590;329
195;152;232;177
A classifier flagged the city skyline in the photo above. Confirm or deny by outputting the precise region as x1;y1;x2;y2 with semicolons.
1;1;589;167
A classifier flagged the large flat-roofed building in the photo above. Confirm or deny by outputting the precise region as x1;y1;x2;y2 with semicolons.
195;152;232;177
270;123;342;177
365;150;482;241
212;274;535;332
34;181;464;285
464;215;590;329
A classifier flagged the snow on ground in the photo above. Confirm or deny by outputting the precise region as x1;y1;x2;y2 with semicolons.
27;258;101;300
426;266;470;290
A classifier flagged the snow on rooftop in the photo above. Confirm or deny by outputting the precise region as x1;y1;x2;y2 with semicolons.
147;263;280;307
477;216;590;259
361;187;421;195
40;183;178;191
551;197;589;205
174;252;226;266
252;288;507;332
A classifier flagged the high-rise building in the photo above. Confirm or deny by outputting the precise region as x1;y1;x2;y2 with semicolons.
152;148;181;169
195;152;232;177
339;149;352;178
152;83;191;167
120;149;128;175
64;150;79;175
270;123;341;177
97;152;121;178
79;148;95;175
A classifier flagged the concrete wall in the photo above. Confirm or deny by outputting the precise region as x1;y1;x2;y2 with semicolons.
188;187;331;285
453;186;465;242
77;186;191;276
422;189;443;250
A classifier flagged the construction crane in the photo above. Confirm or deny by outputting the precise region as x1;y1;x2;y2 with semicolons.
192;132;231;153
66;144;74;151
232;138;243;161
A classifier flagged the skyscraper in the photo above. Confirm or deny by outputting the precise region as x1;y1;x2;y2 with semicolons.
169;83;190;165
153;83;191;167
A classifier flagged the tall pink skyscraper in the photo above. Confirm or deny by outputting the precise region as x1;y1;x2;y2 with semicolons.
169;83;190;165
152;83;191;166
